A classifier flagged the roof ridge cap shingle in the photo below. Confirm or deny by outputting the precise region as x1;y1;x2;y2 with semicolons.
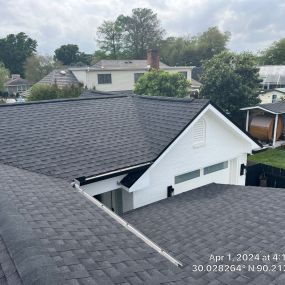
0;94;129;108
131;94;209;103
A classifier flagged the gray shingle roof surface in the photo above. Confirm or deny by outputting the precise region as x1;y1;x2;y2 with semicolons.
0;96;208;180
2;163;285;284
94;59;169;69
80;90;134;98
0;163;184;285
37;69;79;88
5;78;30;86
123;183;285;284
259;101;285;114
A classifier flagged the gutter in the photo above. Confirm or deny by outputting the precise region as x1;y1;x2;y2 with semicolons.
72;182;183;267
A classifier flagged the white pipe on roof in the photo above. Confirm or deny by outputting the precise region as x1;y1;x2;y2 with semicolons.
72;182;183;267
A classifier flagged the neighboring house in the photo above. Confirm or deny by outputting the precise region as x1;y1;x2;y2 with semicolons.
259;65;285;90
37;69;80;88
0;93;259;214
259;88;285;104
4;74;31;95
70;50;192;91
241;101;285;147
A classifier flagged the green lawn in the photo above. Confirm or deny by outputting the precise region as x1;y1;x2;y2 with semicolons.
248;147;285;169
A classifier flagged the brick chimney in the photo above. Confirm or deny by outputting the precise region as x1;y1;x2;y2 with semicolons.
147;49;159;69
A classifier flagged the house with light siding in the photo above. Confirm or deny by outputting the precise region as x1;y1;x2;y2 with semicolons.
69;50;192;92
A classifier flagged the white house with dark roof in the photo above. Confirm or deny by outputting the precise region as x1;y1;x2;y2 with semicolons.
0;93;260;214
69;50;192;92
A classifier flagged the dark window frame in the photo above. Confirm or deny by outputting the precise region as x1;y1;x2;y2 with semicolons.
98;74;112;84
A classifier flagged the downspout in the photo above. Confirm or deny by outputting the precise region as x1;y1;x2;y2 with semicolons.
71;182;183;267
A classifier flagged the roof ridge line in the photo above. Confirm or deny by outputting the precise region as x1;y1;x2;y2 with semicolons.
0;94;129;107
131;94;206;103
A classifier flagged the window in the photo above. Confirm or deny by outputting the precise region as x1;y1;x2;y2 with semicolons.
204;161;228;175
191;119;206;147
134;73;144;83
98;74;112;84
179;71;187;78
175;169;200;184
272;94;277;103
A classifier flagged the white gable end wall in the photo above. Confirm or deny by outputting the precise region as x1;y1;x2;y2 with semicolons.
131;107;253;209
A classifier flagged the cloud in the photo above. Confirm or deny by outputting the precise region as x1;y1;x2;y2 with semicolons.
0;0;284;54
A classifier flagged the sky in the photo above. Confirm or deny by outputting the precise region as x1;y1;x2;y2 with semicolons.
0;0;284;55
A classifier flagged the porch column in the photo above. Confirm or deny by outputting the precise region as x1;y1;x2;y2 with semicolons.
273;114;279;146
246;110;249;132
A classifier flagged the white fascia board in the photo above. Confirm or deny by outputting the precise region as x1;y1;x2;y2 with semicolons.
129;104;259;191
240;106;279;114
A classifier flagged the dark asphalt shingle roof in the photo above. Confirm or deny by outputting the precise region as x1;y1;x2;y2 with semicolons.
258;101;285;114
37;69;80;88
0;95;209;180
0;163;183;285
2;162;285;284
80;90;134;98
123;183;285;284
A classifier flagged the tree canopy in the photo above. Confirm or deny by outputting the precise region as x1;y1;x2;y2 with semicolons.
160;27;230;67
260;38;285;65
0;63;9;92
54;44;80;65
24;54;63;83
54;44;92;66
134;70;191;98
97;8;165;59
28;84;82;101
200;51;261;123
0;32;37;76
97;20;124;59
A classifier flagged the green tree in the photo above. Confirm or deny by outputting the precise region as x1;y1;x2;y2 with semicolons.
24;54;63;83
200;51;261;123
0;32;37;76
260;38;285;65
0;63;9;92
120;8;165;59
54;44;92;66
196;27;230;62
28;84;82;101
160;27;230;67
97;8;165;59
54;44;80;65
91;50;110;64
97;20;124;59
134;70;191;97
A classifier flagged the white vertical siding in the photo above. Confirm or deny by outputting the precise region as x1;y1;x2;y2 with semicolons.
131;109;252;209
